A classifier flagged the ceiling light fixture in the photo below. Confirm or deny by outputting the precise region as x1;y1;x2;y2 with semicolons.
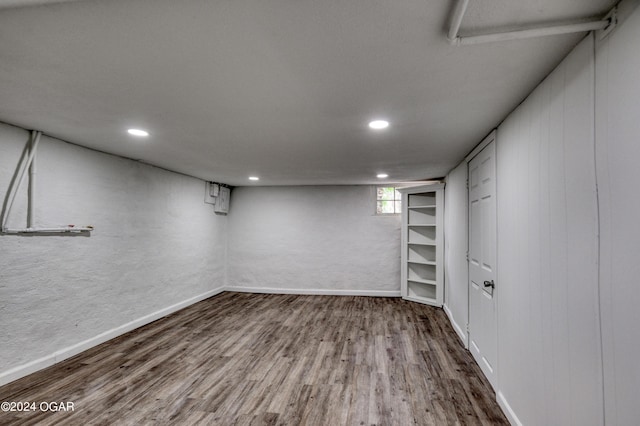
127;128;149;137
249;176;260;181
377;173;389;179
368;120;389;130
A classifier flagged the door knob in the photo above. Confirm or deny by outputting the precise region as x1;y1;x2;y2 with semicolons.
483;280;495;289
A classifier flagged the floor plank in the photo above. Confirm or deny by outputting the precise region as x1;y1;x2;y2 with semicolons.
0;292;508;425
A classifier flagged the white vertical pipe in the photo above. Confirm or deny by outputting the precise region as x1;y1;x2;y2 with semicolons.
1;130;41;232
448;0;470;43
27;133;37;228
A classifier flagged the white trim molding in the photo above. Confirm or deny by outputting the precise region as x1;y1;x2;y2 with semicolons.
465;130;496;163
0;287;225;387
443;304;468;347
497;391;523;426
228;286;401;298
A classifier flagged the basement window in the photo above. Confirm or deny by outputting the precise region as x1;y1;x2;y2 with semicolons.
376;186;401;215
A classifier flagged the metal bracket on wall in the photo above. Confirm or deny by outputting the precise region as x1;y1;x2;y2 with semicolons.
599;7;618;40
1;130;94;235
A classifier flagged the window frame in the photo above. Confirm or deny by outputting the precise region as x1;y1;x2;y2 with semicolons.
375;186;402;215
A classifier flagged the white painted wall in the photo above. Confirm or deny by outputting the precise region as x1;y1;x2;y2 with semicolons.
595;2;640;424
495;35;603;425
227;186;401;296
0;122;227;384
443;162;468;347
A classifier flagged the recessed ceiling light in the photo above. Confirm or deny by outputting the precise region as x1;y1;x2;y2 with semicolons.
369;120;389;130
127;128;149;137
249;176;260;181
377;173;389;178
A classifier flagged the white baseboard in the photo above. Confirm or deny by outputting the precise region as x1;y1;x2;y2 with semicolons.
443;304;468;348
228;286;401;297
497;390;522;426
0;286;225;387
1;286;399;386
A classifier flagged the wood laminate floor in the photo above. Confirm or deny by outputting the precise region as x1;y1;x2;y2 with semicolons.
0;292;508;425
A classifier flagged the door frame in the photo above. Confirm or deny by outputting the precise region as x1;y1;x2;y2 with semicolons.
465;130;496;164
465;130;498;389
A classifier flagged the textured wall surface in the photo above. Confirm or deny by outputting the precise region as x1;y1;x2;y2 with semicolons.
227;186;401;294
443;161;468;346
595;2;640;424
496;35;602;425
0;122;227;376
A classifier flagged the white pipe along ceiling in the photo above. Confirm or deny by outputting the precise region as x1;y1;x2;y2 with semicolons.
0;0;620;185
448;0;615;45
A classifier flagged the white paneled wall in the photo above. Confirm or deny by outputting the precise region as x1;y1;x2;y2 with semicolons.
495;35;602;425
443;162;468;346
595;2;640;424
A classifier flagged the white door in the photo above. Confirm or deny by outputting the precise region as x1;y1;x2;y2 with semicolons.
468;140;498;389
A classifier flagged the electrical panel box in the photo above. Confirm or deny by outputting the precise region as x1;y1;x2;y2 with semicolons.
214;186;230;214
204;182;216;205
210;183;220;197
205;182;230;213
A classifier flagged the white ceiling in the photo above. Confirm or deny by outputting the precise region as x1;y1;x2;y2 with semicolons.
0;0;616;185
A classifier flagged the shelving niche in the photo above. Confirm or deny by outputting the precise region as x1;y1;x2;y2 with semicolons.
398;184;444;307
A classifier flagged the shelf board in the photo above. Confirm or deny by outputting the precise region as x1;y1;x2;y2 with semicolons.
407;260;436;266
407;278;437;286
403;295;440;307
408;242;437;247
408;205;436;209
408;224;436;227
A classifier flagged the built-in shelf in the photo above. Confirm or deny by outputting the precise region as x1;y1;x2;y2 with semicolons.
408;278;437;285
408;244;436;264
408;260;437;266
399;184;444;307
407;282;437;305
408;225;436;245
407;193;436;208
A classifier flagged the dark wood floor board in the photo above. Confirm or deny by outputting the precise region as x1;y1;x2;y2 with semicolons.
0;292;508;425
